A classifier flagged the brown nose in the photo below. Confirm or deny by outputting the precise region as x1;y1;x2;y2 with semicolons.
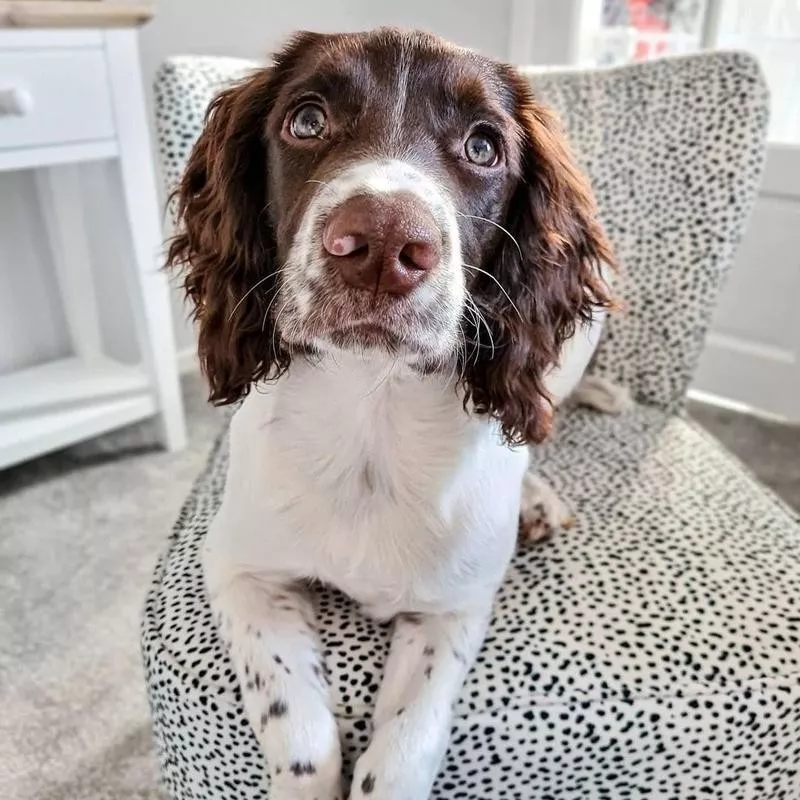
322;193;442;295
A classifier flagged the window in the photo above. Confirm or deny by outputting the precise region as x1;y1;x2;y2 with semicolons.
714;0;800;143
589;0;708;65
578;0;800;143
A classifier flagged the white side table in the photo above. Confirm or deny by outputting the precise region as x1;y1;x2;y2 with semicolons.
0;24;186;469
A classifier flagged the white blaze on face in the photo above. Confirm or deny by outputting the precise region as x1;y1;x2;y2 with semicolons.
283;159;466;355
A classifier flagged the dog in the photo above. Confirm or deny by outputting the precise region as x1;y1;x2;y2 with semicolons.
167;28;616;800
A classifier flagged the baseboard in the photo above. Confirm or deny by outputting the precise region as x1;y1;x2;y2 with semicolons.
693;332;798;422
687;388;788;424
176;347;199;376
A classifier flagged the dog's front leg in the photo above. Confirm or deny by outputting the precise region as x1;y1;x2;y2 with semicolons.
350;606;492;799
205;564;343;800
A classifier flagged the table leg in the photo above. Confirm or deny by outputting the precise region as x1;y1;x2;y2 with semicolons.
104;28;186;452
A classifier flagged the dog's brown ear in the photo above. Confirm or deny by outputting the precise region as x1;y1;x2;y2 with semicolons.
462;71;615;445
165;66;283;405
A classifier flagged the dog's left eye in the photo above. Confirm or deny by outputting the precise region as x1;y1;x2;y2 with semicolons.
289;103;327;139
464;132;498;166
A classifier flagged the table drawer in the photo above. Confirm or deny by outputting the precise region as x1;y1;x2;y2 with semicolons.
0;49;115;150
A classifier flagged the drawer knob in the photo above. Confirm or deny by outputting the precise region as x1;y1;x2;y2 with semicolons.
0;87;34;117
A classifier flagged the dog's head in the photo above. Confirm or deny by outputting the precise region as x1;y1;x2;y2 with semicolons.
167;29;614;444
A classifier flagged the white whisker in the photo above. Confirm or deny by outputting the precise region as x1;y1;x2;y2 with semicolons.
442;322;460;386
305;179;332;191
364;358;398;398
464;291;495;361
228;273;275;322
462;263;524;323
452;324;468;384
271;297;294;361
461;296;481;365
455;212;523;259
465;307;482;364
261;287;284;333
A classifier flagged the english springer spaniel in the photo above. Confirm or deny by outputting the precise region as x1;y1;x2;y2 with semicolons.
167;28;619;800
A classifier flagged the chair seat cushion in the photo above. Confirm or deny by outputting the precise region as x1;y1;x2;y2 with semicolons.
142;405;800;799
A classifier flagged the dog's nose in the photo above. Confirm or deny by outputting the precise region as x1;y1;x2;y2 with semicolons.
322;193;442;294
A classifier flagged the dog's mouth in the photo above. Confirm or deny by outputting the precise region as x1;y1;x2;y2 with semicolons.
293;291;420;349
279;284;455;362
328;321;407;351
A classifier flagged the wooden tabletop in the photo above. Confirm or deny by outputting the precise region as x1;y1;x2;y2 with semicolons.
0;1;154;29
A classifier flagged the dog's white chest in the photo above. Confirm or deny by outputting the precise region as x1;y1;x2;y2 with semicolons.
214;355;526;618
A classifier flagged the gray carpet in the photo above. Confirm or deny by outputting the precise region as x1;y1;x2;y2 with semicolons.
0;376;222;800
687;401;800;511
0;375;798;800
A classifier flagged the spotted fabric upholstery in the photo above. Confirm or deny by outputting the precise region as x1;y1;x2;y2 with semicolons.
145;53;800;799
521;57;768;412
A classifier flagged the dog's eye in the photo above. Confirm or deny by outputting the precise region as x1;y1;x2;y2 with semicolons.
464;132;498;166
289;103;327;139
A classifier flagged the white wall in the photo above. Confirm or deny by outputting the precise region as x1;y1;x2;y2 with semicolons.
0;172;70;372
692;146;800;420
0;0;514;374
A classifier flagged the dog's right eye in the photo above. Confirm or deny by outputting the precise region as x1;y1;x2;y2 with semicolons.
289;103;327;139
464;131;499;167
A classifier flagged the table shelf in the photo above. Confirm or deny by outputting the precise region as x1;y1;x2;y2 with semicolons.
0;392;156;470
0;356;151;418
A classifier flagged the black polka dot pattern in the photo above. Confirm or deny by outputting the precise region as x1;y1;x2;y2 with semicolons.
142;408;800;799
155;56;254;194
523;54;769;413
144;52;796;799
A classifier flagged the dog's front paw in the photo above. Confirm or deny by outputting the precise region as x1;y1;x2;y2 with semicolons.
518;472;574;545
271;772;343;800
271;789;342;800
269;746;343;800
349;719;442;799
572;374;632;415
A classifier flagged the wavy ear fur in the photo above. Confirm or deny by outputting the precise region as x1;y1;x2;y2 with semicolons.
462;72;616;445
165;66;282;405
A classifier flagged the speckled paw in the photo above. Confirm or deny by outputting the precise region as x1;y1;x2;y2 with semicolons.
572;374;633;415
518;473;575;545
